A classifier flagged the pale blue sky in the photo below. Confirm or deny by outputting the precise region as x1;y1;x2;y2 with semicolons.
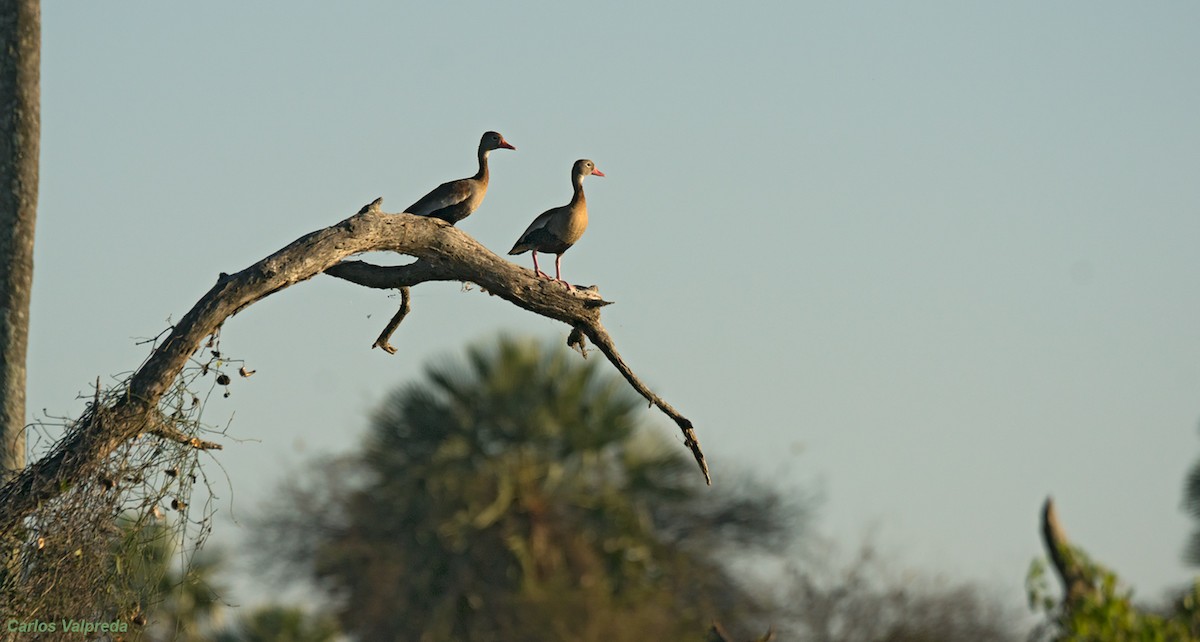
28;2;1200;610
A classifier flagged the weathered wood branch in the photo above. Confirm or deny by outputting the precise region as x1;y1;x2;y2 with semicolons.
0;199;708;533
326;246;710;484
371;286;411;354
577;322;710;483
1040;497;1094;605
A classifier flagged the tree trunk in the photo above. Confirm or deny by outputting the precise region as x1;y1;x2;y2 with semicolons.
0;0;39;481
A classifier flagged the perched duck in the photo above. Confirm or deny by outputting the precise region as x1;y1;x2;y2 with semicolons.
404;130;516;224
508;159;604;289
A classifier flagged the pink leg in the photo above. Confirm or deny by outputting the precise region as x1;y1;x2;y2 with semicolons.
554;255;573;290
531;252;549;279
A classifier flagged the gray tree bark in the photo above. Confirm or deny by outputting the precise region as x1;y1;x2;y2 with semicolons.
0;0;39;481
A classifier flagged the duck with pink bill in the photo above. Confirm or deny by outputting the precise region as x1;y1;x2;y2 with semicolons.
508;159;604;290
404;130;516;225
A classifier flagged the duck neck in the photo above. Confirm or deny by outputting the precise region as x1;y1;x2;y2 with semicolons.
474;147;490;182
569;171;586;206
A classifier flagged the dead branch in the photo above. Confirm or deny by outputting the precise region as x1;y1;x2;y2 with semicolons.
372;286;411;354
1040;497;1094;605
148;422;223;451
0;200;708;534
329;257;710;484
579;321;710;484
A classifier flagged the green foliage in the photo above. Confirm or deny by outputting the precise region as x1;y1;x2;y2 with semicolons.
255;336;799;642
214;605;341;642
113;519;345;642
113;518;225;642
1027;552;1200;641
1183;447;1200;565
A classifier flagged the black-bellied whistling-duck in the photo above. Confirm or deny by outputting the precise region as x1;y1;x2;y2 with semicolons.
508;159;604;290
404;131;516;224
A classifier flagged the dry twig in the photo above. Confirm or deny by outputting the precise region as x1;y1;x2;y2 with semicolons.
371;286;411;354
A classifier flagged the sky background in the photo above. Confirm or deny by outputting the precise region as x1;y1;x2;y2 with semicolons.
27;1;1200;613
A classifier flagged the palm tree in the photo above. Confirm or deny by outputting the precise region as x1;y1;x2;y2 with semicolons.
256;336;798;642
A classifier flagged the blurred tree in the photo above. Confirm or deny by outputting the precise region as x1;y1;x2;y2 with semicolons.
784;541;1021;642
1029;498;1200;641
1183;442;1200;566
254;336;803;642
214;605;341;642
113;519;344;642
114;519;227;642
1027;554;1200;641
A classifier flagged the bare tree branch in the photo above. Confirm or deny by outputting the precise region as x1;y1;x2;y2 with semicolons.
1040;497;1093;605
578;321;710;484
0;200;709;533
371;286;410;354
327;257;709;483
148;418;223;452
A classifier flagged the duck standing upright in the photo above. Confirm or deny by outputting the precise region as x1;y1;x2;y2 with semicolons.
404;131;516;224
508;159;604;290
